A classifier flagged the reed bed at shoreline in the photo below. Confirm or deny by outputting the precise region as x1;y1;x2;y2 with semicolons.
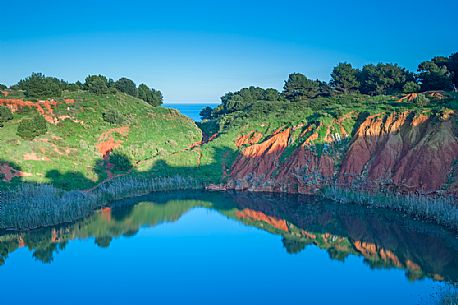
0;175;203;231
1;178;457;232
323;186;458;231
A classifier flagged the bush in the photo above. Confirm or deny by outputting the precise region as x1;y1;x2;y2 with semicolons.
0;106;13;127
0;84;7;90
415;94;430;107
403;81;421;94
17;116;47;139
109;152;133;172
102;109;124;124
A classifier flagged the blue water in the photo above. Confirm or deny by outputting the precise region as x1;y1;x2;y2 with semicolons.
0;191;456;305
164;103;219;121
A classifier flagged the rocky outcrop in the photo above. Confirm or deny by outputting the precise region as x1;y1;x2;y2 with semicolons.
223;111;458;196
0;98;76;124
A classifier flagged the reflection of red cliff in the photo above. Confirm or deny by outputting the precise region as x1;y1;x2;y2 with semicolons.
226;112;458;195
101;207;112;222
236;208;289;232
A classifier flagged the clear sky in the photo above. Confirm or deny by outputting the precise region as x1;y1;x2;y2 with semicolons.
1;0;457;103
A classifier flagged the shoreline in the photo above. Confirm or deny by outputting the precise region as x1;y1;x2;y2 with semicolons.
1;173;457;233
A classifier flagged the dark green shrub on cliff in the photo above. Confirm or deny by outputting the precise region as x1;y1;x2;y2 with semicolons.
0;106;13;127
403;81;421;93
102;109;124;124
0;84;7;90
17;116;47;139
109;152;133;172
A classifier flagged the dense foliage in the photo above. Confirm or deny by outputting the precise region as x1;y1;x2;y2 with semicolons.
11;73;163;107
330;63;360;94
16;115;47;140
17;73;63;98
137;84;163;107
203;51;457;119
0;106;13;127
115;77;138;97
85;75;109;95
102;109;124;124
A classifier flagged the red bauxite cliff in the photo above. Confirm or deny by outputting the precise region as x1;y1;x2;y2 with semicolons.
223;111;458;196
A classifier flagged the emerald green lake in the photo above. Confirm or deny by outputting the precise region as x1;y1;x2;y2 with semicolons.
0;191;456;304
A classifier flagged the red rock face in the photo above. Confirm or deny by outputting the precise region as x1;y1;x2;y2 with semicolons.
225;112;458;196
339;112;458;194
228;128;290;191
0;98;75;124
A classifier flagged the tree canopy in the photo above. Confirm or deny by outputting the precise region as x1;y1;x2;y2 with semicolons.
115;77;138;97
418;60;454;91
330;63;360;94
358;63;414;95
137;84;163;107
283;73;321;101
220;86;283;113
85;75;109;95
17;73;63;98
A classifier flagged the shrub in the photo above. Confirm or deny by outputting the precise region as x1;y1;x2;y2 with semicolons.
109;152;133;172
0;106;13;127
102;109;124;124
403;81;421;94
17;116;47;139
415;94;430;107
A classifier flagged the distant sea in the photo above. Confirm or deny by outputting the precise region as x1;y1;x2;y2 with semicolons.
164;103;220;121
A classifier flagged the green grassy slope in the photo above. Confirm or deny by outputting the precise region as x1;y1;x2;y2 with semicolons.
0;91;201;189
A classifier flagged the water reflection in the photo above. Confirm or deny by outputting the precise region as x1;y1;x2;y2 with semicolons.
0;191;457;284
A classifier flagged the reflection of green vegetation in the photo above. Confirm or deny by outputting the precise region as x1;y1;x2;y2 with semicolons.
0;191;457;285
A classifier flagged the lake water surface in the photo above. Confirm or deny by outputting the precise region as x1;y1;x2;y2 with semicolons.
0;191;456;305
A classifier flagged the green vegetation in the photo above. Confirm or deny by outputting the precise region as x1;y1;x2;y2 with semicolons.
85;74;110;95
16;115;47;140
0;87;200;190
16;72;63;98
102;108;124;124
0;106;13;127
203;51;458;121
137;83;163;107
114;77;138;97
1;52;457;234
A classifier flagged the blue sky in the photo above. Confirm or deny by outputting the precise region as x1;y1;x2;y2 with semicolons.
1;0;457;103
